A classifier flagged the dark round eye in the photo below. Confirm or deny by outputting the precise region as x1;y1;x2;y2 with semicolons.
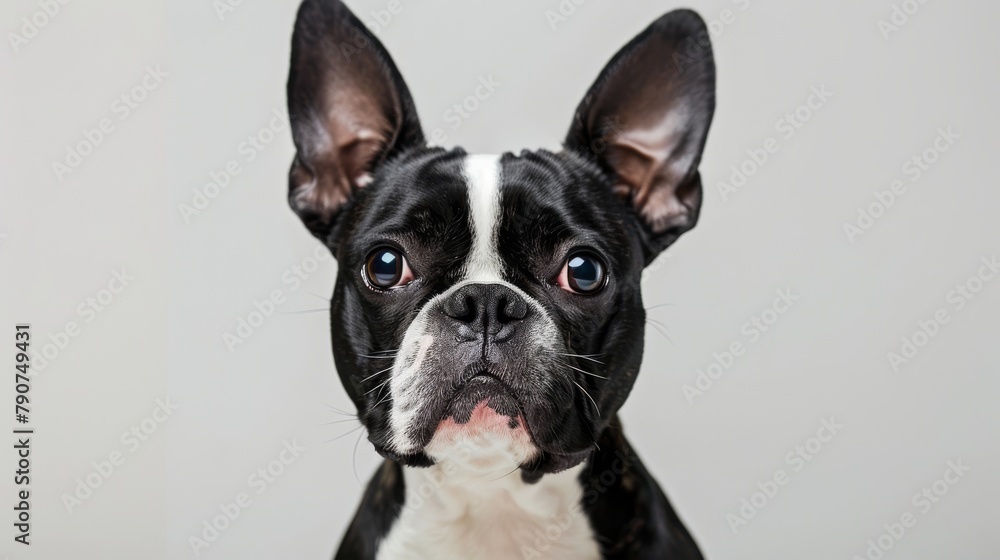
561;252;606;294
364;248;413;289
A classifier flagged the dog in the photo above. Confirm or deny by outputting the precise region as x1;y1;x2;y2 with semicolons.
285;1;715;558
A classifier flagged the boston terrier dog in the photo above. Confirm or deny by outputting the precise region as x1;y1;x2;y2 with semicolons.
285;1;715;558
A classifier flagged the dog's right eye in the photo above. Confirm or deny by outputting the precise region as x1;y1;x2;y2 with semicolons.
364;248;414;289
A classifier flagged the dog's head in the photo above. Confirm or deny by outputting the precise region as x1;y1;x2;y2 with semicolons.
286;0;715;477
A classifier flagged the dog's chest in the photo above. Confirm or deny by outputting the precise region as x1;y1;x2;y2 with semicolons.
376;464;601;560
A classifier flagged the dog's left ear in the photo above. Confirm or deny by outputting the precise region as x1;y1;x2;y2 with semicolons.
565;9;716;263
286;0;424;248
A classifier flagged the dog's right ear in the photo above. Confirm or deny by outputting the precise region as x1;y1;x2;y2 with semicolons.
286;0;424;247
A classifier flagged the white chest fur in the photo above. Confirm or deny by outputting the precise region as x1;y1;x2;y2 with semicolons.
376;464;601;560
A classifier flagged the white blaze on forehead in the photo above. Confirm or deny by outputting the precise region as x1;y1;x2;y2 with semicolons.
463;154;504;282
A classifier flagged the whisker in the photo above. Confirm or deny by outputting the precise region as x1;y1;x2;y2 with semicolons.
645;316;671;330
319;418;360;426
365;377;391;395
360;366;394;383
557;352;606;365
485;465;521;482
644;302;674;312
645;318;673;344
322;403;357;418
558;360;608;380
352;428;366;487
279;308;330;315
571;379;601;416
357;354;398;359
373;388;393;408
322;423;365;444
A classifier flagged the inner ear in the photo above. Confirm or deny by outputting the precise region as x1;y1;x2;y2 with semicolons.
286;0;424;245
565;9;716;260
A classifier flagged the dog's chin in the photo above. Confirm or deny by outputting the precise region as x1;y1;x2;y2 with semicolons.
423;375;539;470
375;375;595;479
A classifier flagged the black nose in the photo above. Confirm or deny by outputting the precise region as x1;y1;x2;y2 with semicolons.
442;283;528;342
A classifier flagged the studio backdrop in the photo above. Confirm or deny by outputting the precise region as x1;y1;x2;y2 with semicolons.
1;0;997;558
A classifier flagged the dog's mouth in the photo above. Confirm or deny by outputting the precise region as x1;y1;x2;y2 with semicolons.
443;372;525;427
375;359;598;478
418;370;541;468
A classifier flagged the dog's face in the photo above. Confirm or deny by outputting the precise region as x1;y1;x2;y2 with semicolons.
286;0;715;476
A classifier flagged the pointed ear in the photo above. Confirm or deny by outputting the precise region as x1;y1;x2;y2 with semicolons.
565;9;716;263
286;0;424;246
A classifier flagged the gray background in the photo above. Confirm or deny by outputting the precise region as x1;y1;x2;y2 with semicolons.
1;0;998;558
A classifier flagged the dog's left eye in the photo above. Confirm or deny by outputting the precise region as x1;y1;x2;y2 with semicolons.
557;252;607;294
364;248;414;289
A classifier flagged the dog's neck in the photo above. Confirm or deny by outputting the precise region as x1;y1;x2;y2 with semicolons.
376;424;605;560
354;419;700;560
376;462;599;560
